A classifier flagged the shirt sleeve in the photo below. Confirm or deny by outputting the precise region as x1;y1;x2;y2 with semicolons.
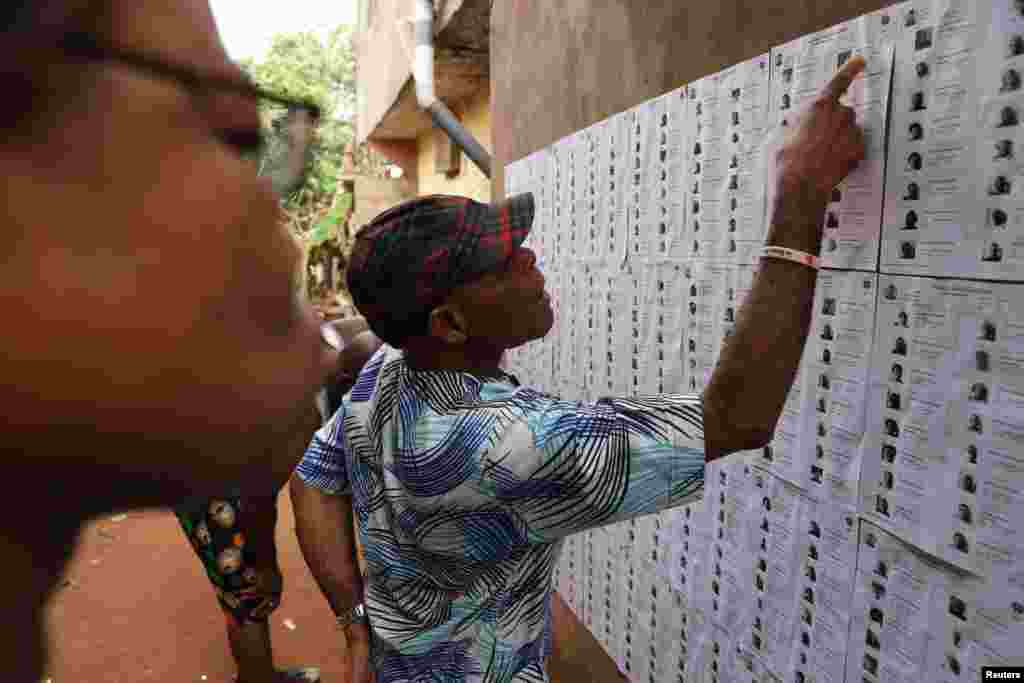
295;405;352;496
483;392;706;542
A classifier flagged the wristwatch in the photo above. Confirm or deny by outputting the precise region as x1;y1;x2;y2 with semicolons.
336;602;369;630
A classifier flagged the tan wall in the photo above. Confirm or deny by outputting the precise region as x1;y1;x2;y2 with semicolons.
356;0;469;143
355;0;411;143
490;0;898;199
351;176;416;232
415;87;492;201
489;1;902;681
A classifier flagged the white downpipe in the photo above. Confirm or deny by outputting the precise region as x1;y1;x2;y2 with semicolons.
409;0;493;178
413;0;438;109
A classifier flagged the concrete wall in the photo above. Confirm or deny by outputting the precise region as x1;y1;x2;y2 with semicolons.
489;1;901;681
355;0;472;143
355;0;413;142
490;0;898;199
350;176;416;232
415;86;492;201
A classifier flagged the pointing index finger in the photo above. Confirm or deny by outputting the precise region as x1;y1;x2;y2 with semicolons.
823;54;867;101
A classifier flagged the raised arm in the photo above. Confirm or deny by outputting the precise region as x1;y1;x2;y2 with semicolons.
702;56;867;461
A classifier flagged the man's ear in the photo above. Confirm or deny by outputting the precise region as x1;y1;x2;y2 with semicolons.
428;305;469;345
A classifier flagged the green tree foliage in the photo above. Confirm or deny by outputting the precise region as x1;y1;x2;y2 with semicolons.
309;192;353;247
241;26;356;232
240;25;390;305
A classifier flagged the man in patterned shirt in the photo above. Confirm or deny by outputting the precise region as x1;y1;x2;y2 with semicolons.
291;58;868;683
174;320;381;683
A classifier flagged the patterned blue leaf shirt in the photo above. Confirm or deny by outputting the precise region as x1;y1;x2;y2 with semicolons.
297;345;705;682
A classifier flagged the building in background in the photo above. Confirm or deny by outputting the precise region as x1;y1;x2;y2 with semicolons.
354;0;492;203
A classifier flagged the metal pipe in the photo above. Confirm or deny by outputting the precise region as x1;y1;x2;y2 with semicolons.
412;0;492;178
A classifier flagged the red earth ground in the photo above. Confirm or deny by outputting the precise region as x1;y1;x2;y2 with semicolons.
44;490;623;683
45;491;356;683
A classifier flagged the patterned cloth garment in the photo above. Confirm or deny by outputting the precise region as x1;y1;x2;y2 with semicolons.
175;493;283;624
297;345;706;683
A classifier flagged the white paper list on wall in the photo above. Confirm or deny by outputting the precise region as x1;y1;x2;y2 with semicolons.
679;260;758;395
566;130;583;264
599;111;631;264
499;4;1024;681
630;92;674;261
880;0;1024;279
848;522;1024;683
699;459;757;664
847;522;946;683
862;275;1024;584
922;565;1024;680
660;501;712;603
579;122;602;264
578;261;601;398
636;262;687;395
757;270;879;507
786;497;860;683
615;522;641;674
741;467;806;678
684;55;772;265
771;5;900;272
974;0;1024;279
596;266;625;397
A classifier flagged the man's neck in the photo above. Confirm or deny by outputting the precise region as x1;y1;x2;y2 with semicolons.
402;338;505;378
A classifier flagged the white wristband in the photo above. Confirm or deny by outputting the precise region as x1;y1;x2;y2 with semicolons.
761;245;820;270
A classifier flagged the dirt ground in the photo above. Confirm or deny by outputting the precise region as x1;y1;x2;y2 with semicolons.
44;491;349;683
43;490;623;683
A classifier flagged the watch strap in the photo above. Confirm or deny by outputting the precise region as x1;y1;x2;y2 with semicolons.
336;602;369;629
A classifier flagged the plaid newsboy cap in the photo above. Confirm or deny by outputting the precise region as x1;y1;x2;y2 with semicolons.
346;193;535;344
